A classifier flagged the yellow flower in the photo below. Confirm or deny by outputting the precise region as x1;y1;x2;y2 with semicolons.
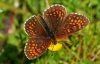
48;43;62;51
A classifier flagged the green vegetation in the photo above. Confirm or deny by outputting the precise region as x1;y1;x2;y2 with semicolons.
0;0;100;64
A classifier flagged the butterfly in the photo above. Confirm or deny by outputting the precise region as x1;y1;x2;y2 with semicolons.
24;4;89;60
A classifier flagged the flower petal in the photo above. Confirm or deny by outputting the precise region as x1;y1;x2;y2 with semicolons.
48;43;62;51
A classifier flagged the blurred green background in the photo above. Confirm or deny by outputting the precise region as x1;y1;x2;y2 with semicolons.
0;0;100;64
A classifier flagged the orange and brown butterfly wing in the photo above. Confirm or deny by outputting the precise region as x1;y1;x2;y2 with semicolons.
24;16;48;37
24;37;51;60
55;13;89;39
24;16;51;60
44;4;67;32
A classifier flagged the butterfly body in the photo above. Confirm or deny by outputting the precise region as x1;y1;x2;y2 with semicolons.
37;15;57;45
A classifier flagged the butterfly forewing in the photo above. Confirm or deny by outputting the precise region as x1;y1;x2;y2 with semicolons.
44;4;67;32
56;13;89;39
24;37;51;60
25;16;48;37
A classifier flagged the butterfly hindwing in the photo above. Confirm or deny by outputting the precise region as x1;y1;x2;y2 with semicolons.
44;4;67;32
